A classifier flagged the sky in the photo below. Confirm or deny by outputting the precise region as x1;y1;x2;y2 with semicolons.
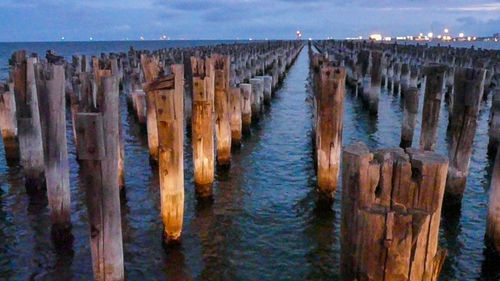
1;0;500;42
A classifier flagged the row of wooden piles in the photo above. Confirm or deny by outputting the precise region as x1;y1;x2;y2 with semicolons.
0;41;303;281
307;40;500;280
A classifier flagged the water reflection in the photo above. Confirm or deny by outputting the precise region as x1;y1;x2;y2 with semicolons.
0;42;498;280
163;244;191;281
480;243;500;281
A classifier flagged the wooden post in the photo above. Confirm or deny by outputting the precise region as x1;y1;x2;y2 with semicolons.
94;58;125;189
316;66;346;200
381;54;387;88
230;87;242;147
341;142;448;281
410;65;419;88
191;56;214;197
132;89;147;124
0;82;19;161
487;148;500;253
445;67;455;106
35;62;72;231
400;62;410;97
387;60;394;90
446;67;486;198
400;87;419;148
249;78;263;122
419;64;447;151
75;75;124;281
214;55;232;166
393;61;401;95
263;75;272;105
240;83;252;132
488;89;500;156
140;55;160;162
368;51;382;114
11;53;45;192
143;64;185;244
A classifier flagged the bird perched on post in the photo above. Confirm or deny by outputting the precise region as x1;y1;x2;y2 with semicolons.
46;50;65;65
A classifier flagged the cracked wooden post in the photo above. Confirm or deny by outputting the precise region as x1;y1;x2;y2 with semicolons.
191;56;214;198
419;64;447;151
75;75;124;281
316;65;346;200
249;77;263;122
341;142;448;281
11;52;45;192
34;61;72;233
214;55;232;166
0;82;19;161
230;87;242;147
487;148;500;254
400;87;419;149
143;64;185;244
140;54;160;162
446;67;486;198
488;89;500;157
368;51;382;114
240;83;252;132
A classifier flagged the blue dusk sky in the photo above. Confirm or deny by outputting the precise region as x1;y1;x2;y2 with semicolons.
1;0;500;41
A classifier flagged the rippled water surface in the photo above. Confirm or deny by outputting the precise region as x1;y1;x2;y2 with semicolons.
0;41;499;280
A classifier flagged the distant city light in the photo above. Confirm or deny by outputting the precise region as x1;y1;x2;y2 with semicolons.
384;37;392;41
89;36;93;41
444;28;449;33
61;36;65;41
427;32;433;38
419;33;423;37
369;33;382;41
437;35;442;39
459;32;464;38
249;38;253;41
140;36;145;40
296;30;302;39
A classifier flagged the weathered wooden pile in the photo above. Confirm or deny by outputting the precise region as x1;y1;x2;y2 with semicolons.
310;40;500;280
0;40;302;280
341;143;447;281
308;45;346;201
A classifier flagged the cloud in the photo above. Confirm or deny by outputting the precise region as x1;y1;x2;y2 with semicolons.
446;3;500;12
1;0;500;41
